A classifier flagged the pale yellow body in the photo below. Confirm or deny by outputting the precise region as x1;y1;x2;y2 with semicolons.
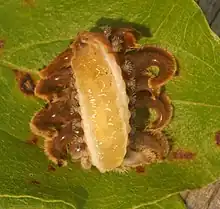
71;32;131;173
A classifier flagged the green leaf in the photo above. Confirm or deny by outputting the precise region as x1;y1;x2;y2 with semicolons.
143;195;186;209
0;0;219;208
0;130;187;209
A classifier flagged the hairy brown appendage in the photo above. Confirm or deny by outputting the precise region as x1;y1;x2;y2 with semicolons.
35;49;73;101
122;43;176;133
14;70;36;96
125;45;177;91
30;48;85;166
44;139;68;166
126;130;171;168
123;131;170;167
136;90;173;131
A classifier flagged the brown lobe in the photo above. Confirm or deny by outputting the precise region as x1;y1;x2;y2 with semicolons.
31;100;81;139
33;101;73;128
136;90;173;131
30;43;84;167
130;131;170;159
125;45;177;89
43;121;83;166
14;70;36;96
44;139;68;165
35;66;73;101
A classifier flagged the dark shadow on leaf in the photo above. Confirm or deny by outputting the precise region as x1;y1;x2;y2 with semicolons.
90;17;152;38
73;186;89;209
136;107;150;131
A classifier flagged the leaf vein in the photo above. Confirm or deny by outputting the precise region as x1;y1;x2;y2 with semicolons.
154;4;177;37
5;38;72;56
174;43;220;77
182;11;197;45
0;60;35;72
140;0;156;24
0;194;76;209
132;192;179;209
173;100;220;109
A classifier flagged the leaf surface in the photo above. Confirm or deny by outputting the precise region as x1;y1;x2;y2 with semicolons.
0;0;220;208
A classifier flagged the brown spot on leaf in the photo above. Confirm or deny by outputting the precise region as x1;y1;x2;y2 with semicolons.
135;166;145;173
23;0;35;7
171;149;196;160
30;180;40;185
26;134;38;145
48;164;56;172
0;40;4;49
215;131;220;145
14;70;36;96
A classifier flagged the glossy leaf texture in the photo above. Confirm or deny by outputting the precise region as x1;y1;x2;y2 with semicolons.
0;0;220;208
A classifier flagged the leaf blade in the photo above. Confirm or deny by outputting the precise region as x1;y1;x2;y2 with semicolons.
0;0;220;208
